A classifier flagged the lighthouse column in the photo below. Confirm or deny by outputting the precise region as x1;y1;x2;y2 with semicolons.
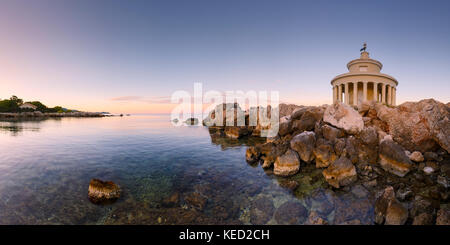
353;82;358;106
363;82;367;101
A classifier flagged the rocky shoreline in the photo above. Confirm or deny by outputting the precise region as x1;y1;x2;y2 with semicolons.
204;99;450;225
0;111;109;119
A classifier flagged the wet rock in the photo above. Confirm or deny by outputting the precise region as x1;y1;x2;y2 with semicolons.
305;211;328;225
396;188;414;201
334;198;372;225
424;151;443;162
321;124;344;142
423;167;434;175
290;131;316;163
162;192;180;207
410;196;435;218
334;138;346;156
339;219;361;225
436;206;450;225
363;179;378;188
185;118;199;125
379;138;413;177
88;179;121;204
184;192;207;211
274;149;300;176
274;201;308;225
437;176;449;188
409;151;424;162
279;180;299;191
374;186;407;225
351;185;369;199
245;147;259;164
412;213;434;225
224;126;249;139
250;196;275;225
385;200;408;225
313;142;337;168
322;156;357;188
323;102;364;134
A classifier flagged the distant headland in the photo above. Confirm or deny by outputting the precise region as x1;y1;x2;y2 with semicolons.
0;95;109;118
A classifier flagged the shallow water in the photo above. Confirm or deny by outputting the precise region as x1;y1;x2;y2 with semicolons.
0;115;376;224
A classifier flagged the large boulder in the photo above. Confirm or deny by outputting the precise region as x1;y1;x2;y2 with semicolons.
322;156;357;188
323;102;364;134
224;126;250;139
290;131;316;163
379;138;413;177
274;149;301;176
321;124;344;142
292;107;324;133
88;179;121;204
278;116;293;136
375;99;450;153
313;140;337;168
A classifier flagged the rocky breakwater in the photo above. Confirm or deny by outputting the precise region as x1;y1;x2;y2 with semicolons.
208;99;450;225
0;111;106;119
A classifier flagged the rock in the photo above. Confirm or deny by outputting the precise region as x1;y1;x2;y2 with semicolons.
375;99;450;153
274;149;301;176
437;176;449;188
278;116;293;136
305;211;328;225
321;124;344;142
424;151;443;162
224;126;249;139
351;185;369;199
409;151;424;162
88;179;121;204
185;118;199;125
359;126;378;145
291;107;324;133
162;192;180;207
385;200;408;225
290;131;316;163
313;142;337;168
396;188;414;201
323;102;364;134
374;186;407;225
322;156;357;188
246;147;259;163
250;196;275;224
274;201;308;225
436;207;450;225
410;196;435;218
184;192;207;211
379;138;413;177
279;180;299;191
423;166;434;175
412;213;434;225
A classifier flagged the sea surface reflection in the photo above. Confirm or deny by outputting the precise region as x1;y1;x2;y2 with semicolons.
0;115;375;224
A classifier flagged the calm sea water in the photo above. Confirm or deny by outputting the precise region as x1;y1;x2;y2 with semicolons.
0;115;375;225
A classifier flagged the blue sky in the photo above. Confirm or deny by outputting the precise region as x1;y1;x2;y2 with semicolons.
0;0;449;113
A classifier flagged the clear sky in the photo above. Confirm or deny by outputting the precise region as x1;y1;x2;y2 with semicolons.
1;0;449;113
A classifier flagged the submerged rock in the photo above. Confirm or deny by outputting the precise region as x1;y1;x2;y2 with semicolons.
274;201;308;225
88;179;121;204
274;149;300;176
436;206;450;225
379;138;413;177
322;156;357;188
374;186;408;225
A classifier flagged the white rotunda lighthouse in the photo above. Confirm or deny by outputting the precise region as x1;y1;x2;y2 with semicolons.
331;44;398;107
